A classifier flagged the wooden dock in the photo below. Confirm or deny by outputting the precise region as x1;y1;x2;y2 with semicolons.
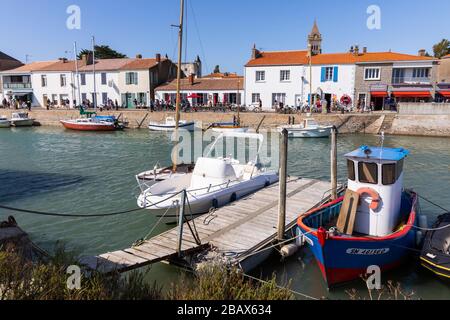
81;177;333;274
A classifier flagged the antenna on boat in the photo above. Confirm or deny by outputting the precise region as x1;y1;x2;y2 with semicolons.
172;0;185;172
379;131;385;161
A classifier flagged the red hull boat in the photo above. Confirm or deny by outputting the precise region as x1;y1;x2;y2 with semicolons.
60;119;117;131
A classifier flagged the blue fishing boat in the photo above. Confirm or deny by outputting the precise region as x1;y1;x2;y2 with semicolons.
297;146;419;287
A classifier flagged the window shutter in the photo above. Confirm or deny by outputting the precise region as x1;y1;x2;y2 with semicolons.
320;67;326;82
333;67;339;82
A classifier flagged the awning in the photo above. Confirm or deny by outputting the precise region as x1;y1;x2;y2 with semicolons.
438;91;450;98
370;91;388;97
187;93;200;99
392;91;431;97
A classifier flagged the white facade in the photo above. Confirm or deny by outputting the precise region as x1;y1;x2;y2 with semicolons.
244;63;356;110
78;71;121;107
32;71;76;107
117;69;152;107
155;89;242;106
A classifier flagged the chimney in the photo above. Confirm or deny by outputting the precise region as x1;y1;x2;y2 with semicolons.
136;54;142;59
82;52;94;65
81;54;87;65
349;46;354;53
418;49;426;56
354;45;359;56
363;47;367;54
59;57;68;63
156;53;161;63
251;44;260;60
189;73;195;85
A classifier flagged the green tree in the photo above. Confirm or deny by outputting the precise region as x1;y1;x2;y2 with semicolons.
213;65;221;73
432;39;450;59
78;45;127;60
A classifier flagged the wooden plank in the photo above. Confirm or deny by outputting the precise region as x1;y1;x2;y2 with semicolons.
124;248;160;261
336;189;359;235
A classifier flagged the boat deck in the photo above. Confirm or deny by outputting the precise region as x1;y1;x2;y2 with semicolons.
81;177;333;274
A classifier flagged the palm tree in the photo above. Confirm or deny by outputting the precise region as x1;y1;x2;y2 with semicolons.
77;45;127;60
433;39;450;59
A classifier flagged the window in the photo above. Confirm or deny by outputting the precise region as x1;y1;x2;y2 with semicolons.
272;93;286;105
256;71;265;82
252;93;260;104
60;74;66;87
382;164;396;185
280;70;290;82
358;162;378;184
364;68;381;80
101;73;107;85
102;93;108;104
126;72;138;85
80;74;86;85
81;93;87;102
347;160;356;181
396;159;404;180
151;72;158;84
412;68;430;79
325;67;333;81
41;75;47;87
392;69;405;83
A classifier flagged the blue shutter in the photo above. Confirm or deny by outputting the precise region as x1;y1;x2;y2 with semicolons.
333;66;339;82
320;67;326;82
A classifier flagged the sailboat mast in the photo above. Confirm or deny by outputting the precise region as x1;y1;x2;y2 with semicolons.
237;78;240;125
175;0;185;129
173;0;185;172
92;36;97;111
73;42;82;107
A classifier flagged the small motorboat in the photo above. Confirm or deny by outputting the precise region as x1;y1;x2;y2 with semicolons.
10;112;34;127
297;146;419;287
211;122;249;133
148;117;195;132
0;115;11;128
420;213;450;280
278;118;332;138
137;132;279;223
61;115;125;131
136;163;195;190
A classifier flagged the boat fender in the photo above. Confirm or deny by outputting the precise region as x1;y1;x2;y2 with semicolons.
356;187;381;210
416;230;424;248
418;215;428;230
212;198;219;209
317;227;328;247
265;179;271;188
230;193;237;203
280;243;299;259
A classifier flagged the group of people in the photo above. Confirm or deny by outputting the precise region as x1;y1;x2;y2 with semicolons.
1;98;31;111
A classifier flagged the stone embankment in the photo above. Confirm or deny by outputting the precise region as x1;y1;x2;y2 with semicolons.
1;109;450;137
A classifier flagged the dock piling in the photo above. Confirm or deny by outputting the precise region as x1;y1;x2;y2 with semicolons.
177;190;187;257
331;126;338;200
278;129;288;242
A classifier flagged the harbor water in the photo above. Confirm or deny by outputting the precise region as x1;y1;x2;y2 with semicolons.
1;127;449;299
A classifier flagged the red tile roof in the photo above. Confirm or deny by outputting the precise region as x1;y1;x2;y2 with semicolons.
120;58;164;70
156;77;244;91
203;72;241;78
3;61;59;73
246;50;436;67
442;54;450;59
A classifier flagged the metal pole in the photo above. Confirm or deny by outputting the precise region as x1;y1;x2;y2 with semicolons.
92;36;97;110
278;129;288;242
173;0;185;172
331;126;338;200
177;190;187;257
308;44;312;110
74;42;82;107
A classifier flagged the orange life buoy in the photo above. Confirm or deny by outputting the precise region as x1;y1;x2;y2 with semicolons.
356;187;381;210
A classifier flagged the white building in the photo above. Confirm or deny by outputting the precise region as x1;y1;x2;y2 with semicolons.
155;73;243;107
0;54;177;108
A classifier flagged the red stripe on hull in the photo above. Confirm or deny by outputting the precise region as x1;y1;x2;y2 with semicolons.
61;121;116;131
316;259;404;287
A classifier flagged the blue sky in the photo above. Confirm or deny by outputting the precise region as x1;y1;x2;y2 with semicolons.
1;0;449;74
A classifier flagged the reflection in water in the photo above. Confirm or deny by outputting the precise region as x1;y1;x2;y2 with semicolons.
0;127;449;299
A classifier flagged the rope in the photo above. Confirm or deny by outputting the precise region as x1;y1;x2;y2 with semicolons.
132;206;173;247
0;190;183;218
417;194;450;213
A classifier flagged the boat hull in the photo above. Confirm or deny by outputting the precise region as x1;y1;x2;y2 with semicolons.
212;127;249;133
297;192;418;287
138;173;279;224
60;120;116;131
11;119;34;127
0;120;11;128
286;127;331;138
148;122;195;132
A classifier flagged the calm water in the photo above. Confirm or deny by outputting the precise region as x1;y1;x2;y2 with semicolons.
1;127;449;299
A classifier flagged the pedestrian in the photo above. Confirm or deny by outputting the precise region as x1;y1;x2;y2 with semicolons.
258;98;262;111
27;100;31;111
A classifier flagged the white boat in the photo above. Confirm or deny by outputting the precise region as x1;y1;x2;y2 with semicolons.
211;122;249;133
10;113;34;127
136;163;195;190
278;118;332;138
148;117;195;132
137;132;279;223
0;116;11;128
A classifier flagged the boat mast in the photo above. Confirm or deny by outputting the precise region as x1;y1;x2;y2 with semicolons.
173;0;185;172
237;78;240;126
73;42;82;107
92;36;97;111
308;43;313;110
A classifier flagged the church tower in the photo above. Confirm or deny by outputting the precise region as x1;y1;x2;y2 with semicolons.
308;20;322;55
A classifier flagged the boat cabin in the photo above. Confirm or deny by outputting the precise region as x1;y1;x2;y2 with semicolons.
345;146;410;237
303;118;318;128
